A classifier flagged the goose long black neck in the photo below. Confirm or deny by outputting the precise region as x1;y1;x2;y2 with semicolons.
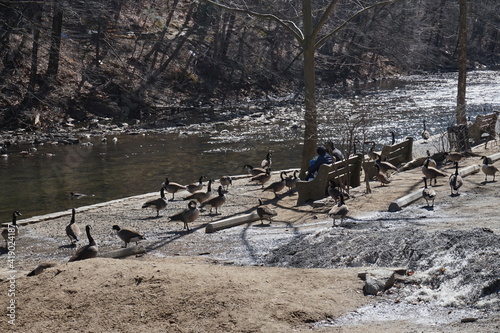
338;193;345;206
86;225;95;246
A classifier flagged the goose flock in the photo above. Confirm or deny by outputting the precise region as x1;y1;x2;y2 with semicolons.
2;145;498;266
344;129;499;223
1;151;290;263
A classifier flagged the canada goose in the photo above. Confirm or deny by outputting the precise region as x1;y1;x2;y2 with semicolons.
374;164;392;186
422;177;436;207
256;198;277;224
480;156;499;181
243;164;268;177
200;185;226;214
328;179;350;203
329;193;349;227
163;177;187;200
449;162;463;195
422;158;447;185
219;176;232;191
169;200;200;231
375;155;398;175
112;225;145;248
70;192;86;199
284;170;299;192
250;169;272;188
261;151;272;169
186;175;206;193
421;120;430;142
444;152;463;164
365;141;380;161
426;150;437;168
184;179;213;203
390;131;396;145
68;225;98;262
65;208;81;245
142;187;167;217
2;211;21;247
262;171;287;198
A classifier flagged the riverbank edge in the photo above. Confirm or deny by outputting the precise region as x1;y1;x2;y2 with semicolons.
5;140;498;228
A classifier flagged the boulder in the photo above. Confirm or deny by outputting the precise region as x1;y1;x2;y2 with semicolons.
358;268;405;296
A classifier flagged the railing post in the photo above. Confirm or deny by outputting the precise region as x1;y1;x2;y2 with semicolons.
405;137;414;161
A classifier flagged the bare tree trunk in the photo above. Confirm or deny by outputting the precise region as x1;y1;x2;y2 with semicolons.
457;0;467;125
145;0;180;69
456;0;469;152
220;13;236;58
27;5;43;100
95;18;102;67
47;1;63;76
300;0;317;178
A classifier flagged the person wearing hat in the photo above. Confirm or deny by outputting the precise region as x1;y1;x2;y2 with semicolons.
305;146;333;180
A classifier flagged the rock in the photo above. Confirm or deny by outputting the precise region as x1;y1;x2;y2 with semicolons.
358;268;400;296
363;276;386;296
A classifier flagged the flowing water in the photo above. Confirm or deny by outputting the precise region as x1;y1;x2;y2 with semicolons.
1;70;499;221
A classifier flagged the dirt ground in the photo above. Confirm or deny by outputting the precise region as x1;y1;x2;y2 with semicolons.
1;140;499;332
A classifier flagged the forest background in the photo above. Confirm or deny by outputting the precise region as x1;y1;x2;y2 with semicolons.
0;0;499;130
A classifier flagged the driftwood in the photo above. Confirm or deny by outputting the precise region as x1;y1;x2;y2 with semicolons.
206;212;260;233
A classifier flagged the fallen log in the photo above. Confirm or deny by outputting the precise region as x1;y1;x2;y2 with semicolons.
205;212;260;233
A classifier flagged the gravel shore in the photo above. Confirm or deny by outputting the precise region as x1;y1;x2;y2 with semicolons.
1;140;499;332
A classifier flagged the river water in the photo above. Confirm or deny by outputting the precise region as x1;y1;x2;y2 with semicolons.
1;70;499;221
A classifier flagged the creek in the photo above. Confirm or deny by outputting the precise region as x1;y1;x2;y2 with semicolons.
1;70;499;221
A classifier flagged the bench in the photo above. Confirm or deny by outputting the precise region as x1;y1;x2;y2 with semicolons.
296;154;363;205
467;112;499;146
477;112;499;147
362;137;414;181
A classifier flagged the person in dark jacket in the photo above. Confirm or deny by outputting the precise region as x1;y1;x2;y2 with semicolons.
305;146;333;180
326;141;345;162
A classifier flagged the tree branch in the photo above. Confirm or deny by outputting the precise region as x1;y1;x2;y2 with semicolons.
312;0;342;40
201;0;304;44
315;0;401;50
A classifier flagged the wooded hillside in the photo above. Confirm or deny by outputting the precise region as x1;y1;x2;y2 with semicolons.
0;0;499;129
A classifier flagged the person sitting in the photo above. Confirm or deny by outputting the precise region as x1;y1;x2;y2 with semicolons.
326;141;345;162
305;146;333;180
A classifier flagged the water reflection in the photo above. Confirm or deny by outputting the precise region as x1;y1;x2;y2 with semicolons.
0;133;303;220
